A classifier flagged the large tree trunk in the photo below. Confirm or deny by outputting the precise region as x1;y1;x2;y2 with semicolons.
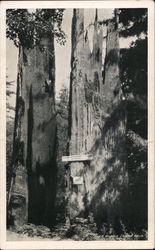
68;9;86;220
7;57;28;228
68;9;128;233
8;35;57;228
68;9;103;220
88;11;128;232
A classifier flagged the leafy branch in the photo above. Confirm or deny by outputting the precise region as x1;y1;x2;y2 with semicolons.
6;9;66;48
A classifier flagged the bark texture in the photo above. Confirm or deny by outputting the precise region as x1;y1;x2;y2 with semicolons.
8;49;28;228
68;9;87;220
68;9;103;220
87;14;128;231
68;9;128;231
8;36;57;228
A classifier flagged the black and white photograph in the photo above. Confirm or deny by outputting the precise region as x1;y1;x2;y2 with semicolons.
0;1;154;249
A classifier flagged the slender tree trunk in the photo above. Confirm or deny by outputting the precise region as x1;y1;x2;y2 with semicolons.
8;35;57;228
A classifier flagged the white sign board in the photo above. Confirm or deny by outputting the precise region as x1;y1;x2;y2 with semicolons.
72;176;83;185
62;154;93;162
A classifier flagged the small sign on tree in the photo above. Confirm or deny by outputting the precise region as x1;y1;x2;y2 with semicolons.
72;176;83;185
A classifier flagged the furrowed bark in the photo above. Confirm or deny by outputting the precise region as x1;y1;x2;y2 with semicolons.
8;35;57;228
68;10;128;233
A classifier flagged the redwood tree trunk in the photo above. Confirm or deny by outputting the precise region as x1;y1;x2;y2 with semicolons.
8;35;57;228
88;11;128;232
68;10;128;233
68;9;103;220
7;55;28;227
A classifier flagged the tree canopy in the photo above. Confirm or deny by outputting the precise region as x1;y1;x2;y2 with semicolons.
6;9;66;48
119;9;147;139
119;8;147;38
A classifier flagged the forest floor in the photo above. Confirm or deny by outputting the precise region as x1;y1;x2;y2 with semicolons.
6;220;147;241
7;230;67;241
